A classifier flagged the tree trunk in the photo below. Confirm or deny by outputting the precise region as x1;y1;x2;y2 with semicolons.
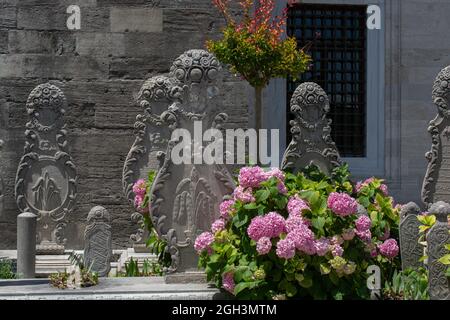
254;86;263;165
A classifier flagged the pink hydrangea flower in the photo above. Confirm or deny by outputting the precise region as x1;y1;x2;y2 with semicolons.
355;229;372;243
331;235;344;246
286;223;316;255
370;248;378;258
233;186;255;203
315;238;330;256
222;272;235;294
134;194;148;213
264;212;286;238
276;238;296;259
219;199;235;220
194;232;214;254
378;239;399;259
331;244;344;257
327;192;358;217
285;215;307;233
277;182;288;195
342;228;355;241
132;179;147;196
238;166;266;188
380;184;389;196
211;219;226;234
264;168;285;182
287;195;310;216
256;237;272;255
355;215;372;232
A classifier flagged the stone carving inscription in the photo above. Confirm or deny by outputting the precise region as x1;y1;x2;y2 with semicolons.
15;83;77;254
84;206;112;277
422;66;450;206
281;82;341;175
122;76;183;250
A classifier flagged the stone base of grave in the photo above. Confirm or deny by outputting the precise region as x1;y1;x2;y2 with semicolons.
36;241;65;255
164;271;207;284
0;277;229;300
133;244;152;253
35;254;73;277
116;248;157;274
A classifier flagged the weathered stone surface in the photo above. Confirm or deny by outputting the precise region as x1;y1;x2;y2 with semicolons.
427;201;450;300
0;139;4;218
150;50;235;273
123;76;182;249
84;206;112;277
14;83;77;254
422;66;450;207
110;8;163;33
281;82;341;175
399;202;423;270
0;1;248;250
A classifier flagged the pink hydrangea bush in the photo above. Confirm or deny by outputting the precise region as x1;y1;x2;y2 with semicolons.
196;165;401;300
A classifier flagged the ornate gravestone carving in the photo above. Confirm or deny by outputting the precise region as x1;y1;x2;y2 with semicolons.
422;66;450;206
15;83;77;255
150;50;235;273
122;76;183;252
281;82;341;175
427;201;450;300
399;202;423;270
84;206;112;277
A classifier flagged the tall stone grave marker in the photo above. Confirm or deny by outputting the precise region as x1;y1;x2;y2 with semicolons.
282;82;341;175
399;202;423;270
427;201;450;300
150;50;235;275
122;76;183;252
422;66;450;206
15;83;77;254
84;206;112;277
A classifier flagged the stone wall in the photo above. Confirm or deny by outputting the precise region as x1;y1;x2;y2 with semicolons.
0;0;249;249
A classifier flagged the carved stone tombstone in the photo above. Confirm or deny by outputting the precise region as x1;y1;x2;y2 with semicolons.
122;76;183;252
422;66;450;206
427;201;450;300
15;83;77;254
84;206;112;277
399;202;423;270
149;50;235;274
282;82;341;175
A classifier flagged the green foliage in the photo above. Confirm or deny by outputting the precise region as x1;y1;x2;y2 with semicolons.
383;268;429;300
49;272;69;289
120;258;163;277
136;170;171;270
439;243;450;277
0;259;16;279
207;26;311;88
50;252;98;289
198;164;401;300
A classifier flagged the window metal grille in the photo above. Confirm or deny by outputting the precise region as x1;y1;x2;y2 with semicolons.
287;4;367;157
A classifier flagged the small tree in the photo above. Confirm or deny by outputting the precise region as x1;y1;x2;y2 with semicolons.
207;0;311;134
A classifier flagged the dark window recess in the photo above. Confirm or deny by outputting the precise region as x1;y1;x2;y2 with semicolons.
287;4;367;157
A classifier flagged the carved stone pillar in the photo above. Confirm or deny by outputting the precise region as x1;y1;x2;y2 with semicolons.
15;83;77;255
281;82;341;175
422;66;450;207
427;201;450;300
399;202;424;270
122;76;183;252
149;50;235;275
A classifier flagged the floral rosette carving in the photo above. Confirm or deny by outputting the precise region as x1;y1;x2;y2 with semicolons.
282;82;341;175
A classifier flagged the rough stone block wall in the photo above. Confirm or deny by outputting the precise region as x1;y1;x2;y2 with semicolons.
0;0;249;249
